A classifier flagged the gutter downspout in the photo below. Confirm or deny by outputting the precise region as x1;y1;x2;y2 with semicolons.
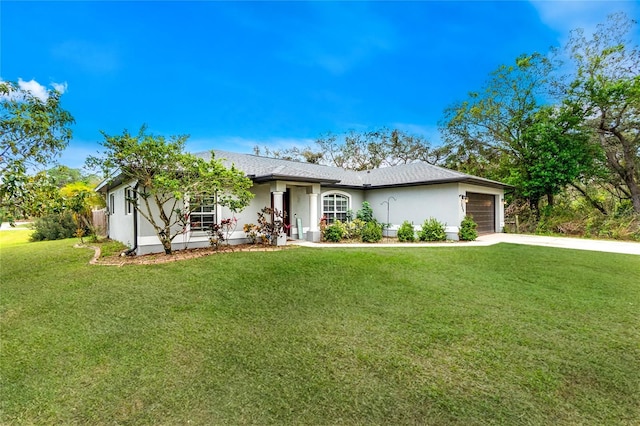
124;181;139;256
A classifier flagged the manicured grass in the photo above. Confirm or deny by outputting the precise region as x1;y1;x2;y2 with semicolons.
0;229;33;246
1;231;639;425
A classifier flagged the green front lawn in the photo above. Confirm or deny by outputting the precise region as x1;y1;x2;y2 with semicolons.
1;231;639;425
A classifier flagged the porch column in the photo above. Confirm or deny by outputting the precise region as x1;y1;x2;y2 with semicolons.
306;185;321;242
271;191;286;246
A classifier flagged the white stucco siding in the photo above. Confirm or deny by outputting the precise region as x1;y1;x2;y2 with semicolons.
459;183;505;232
106;182;136;248
364;184;460;231
137;196;188;238
220;183;270;227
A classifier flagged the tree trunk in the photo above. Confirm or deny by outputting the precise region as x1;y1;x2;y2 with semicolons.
599;130;640;214
529;197;541;220
546;192;554;207
161;238;173;255
629;181;640;214
159;229;173;254
570;183;608;215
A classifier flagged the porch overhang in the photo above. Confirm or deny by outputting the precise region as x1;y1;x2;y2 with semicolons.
249;174;340;185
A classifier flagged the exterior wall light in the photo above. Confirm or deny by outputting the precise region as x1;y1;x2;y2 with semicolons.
459;194;468;211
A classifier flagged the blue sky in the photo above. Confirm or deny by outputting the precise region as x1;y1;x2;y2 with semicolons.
2;1;638;170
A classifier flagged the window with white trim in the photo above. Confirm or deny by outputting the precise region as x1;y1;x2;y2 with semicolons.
190;194;217;232
322;193;349;223
109;193;115;215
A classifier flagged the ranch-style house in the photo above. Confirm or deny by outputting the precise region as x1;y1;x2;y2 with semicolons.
97;150;507;254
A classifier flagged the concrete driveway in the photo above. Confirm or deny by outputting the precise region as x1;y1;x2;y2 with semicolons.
475;233;640;256
295;233;640;255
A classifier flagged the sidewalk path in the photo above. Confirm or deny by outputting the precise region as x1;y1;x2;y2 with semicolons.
0;222;32;231
294;233;640;256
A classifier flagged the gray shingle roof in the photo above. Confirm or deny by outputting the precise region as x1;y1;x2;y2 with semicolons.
197;150;507;189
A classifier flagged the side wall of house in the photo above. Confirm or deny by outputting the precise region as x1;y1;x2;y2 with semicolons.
364;183;460;238
106;182;136;249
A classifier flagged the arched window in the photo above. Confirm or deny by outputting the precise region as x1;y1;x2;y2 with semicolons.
322;193;349;223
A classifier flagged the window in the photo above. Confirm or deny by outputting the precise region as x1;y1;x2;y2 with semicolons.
322;193;349;223
109;194;115;215
125;188;135;215
190;194;216;232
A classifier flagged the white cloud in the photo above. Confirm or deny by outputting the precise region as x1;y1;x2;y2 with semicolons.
17;79;49;101
51;82;68;94
530;0;639;42
0;78;68;102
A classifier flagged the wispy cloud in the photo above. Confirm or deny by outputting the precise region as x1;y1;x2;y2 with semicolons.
51;40;120;74
0;78;68;102
529;0;639;42
51;82;68;94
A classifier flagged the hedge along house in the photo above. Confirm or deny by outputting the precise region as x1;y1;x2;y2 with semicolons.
97;150;508;255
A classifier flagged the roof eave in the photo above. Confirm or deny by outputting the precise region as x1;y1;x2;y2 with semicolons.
362;177;510;190
251;174;341;185
95;174;127;193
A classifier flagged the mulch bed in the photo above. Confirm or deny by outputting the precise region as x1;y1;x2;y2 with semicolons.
80;243;297;266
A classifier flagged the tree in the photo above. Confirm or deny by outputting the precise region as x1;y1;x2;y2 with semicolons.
47;165;94;188
563;13;640;213
439;53;592;213
512;105;597;208
61;181;106;240
440;53;551;175
0;80;74;223
255;128;441;170
12;172;64;219
87;126;254;254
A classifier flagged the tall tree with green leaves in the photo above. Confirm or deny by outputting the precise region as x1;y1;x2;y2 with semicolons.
87;126;254;254
440;53;552;182
512;105;597;208
563;12;640;213
0;80;74;223
440;53;601;214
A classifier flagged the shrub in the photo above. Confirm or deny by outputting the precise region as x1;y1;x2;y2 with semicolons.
459;215;478;241
243;223;259;243
323;222;344;242
361;221;382;243
256;207;286;245
397;221;415;242
356;201;374;223
344;218;366;240
418;217;446;242
30;212;77;241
